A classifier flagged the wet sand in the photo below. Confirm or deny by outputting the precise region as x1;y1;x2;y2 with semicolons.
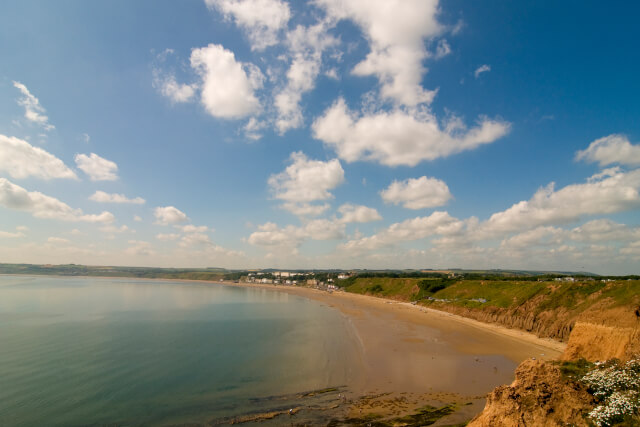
214;282;566;425
225;283;564;394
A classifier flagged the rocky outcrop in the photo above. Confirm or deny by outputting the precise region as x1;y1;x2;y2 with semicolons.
467;359;596;427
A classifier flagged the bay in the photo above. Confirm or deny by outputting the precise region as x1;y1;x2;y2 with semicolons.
0;275;361;426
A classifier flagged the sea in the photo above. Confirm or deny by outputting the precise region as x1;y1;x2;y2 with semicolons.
0;275;362;426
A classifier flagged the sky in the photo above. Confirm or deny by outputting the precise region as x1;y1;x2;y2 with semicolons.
1;0;639;274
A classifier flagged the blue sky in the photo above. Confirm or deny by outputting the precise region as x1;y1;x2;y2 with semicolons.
1;0;639;274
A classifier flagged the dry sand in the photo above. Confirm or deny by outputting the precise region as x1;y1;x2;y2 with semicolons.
224;282;564;396
216;282;567;425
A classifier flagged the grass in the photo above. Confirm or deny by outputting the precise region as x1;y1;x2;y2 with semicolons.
341;277;640;326
554;358;594;381
343;277;424;300
433;280;548;308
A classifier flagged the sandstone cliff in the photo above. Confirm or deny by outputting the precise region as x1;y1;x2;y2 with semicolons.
467;359;596;427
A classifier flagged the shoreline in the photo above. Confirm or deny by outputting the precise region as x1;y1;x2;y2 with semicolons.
5;273;564;354
2;274;566;424
215;279;566;355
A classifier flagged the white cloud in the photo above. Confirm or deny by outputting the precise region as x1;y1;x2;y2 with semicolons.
75;153;118;181
281;202;331;217
0;178;114;223
47;237;70;244
0;230;25;238
154;206;189;225
179;232;213;248
0;134;77;180
435;39;451;59
205;0;291;51
190;43;263;118
13;81;55;130
89;191;145;204
99;225;131;234
482;168;640;236
337;203;382;223
620;241;640;258
274;22;338;133
317;0;442;106
474;64;491;78
156;233;180;241
176;224;211;233
244;117;267;140
16;225;29;232
312;98;510;166
125;240;155;256
380;176;452;209
568;219;640;243
268;152;344;202
575;134;640;167
248;218;346;251
153;73;197;103
340;211;465;252
133;215;142;222
499;226;563;249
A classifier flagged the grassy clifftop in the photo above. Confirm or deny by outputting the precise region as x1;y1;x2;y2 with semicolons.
341;276;640;342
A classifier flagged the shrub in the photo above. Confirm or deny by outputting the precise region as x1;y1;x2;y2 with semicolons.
581;358;640;426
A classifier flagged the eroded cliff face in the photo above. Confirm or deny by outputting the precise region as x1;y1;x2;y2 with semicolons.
433;303;575;341
467;359;596;427
562;305;640;362
466;304;640;426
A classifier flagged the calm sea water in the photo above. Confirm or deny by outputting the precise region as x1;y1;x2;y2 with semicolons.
0;276;361;426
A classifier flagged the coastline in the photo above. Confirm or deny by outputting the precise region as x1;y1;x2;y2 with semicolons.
2;274;567;424
220;280;566;355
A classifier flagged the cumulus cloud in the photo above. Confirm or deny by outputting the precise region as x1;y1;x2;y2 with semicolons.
481;168;640;236
280;202;331;217
205;0;291;51
568;219;640;243
153;73;197;103
0;134;77;180
154;206;189;225
176;224;212;233
156;233;180;241
575;134;640;167
75;153;118;181
340;211;465;252
317;0;442;106
0;178;114;223
99;225;131;234
47;237;70;245
125;240;155;256
337;203;382;223
179;232;213;248
13;81;55;130
268;151;344;204
499;226;563;249
89;191;145;204
248;218;345;251
474;64;490;78
435;39;451;59
313;98;510;166
0;229;25;238
380;176;452;209
274;22;338;133
190;43;263;118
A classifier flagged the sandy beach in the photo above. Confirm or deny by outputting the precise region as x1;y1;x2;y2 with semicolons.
210;281;566;423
